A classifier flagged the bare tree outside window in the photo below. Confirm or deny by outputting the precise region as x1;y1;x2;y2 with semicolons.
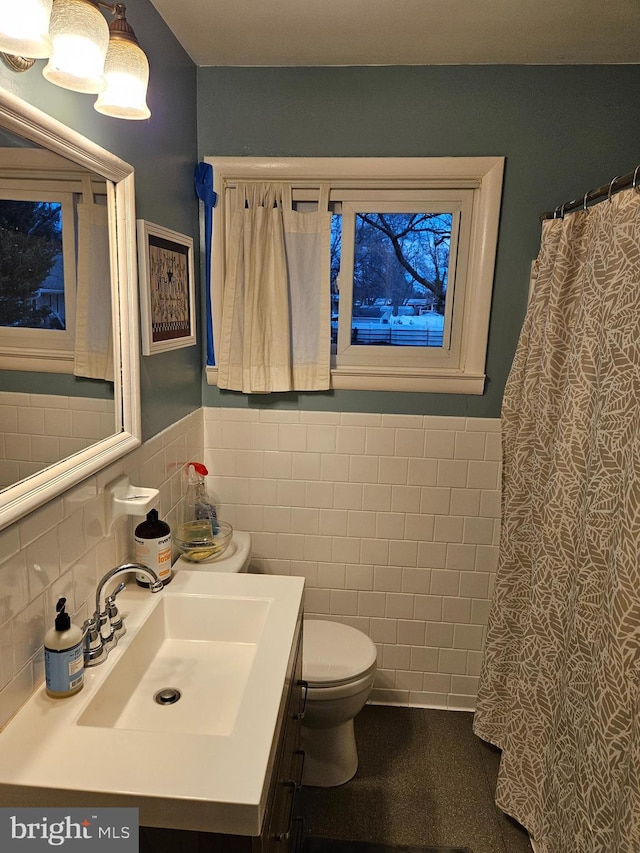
332;211;452;348
0;200;64;329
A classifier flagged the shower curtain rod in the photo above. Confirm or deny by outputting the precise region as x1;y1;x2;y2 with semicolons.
540;163;640;221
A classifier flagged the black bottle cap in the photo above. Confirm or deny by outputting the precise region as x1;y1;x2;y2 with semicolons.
54;597;71;631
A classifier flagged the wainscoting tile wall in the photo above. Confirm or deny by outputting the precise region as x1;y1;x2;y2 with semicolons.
0;404;502;729
0;392;115;488
204;407;502;710
0;409;202;730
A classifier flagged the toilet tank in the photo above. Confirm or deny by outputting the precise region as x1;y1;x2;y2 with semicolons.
172;530;251;573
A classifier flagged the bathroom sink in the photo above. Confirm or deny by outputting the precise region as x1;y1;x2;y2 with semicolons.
0;571;304;836
78;594;270;735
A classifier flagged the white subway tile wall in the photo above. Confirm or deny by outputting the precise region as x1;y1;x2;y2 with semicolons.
205;408;501;711
0;409;202;729
0;393;116;487
0;405;501;729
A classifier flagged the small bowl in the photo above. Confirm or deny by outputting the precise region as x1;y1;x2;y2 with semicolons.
173;519;233;563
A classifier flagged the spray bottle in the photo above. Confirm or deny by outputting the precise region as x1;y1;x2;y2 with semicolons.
184;462;218;532
176;463;219;560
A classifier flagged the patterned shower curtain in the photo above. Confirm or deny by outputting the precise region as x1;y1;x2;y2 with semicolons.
473;187;640;853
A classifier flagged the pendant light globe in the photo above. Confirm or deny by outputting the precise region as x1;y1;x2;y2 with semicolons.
0;0;53;58
94;5;150;120
42;0;109;93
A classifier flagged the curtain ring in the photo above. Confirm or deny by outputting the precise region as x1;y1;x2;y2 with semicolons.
582;190;590;211
560;203;568;219
553;204;562;219
608;175;621;202
633;165;640;192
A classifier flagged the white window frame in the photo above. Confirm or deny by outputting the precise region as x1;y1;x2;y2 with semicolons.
206;156;504;394
0;183;77;372
335;190;471;370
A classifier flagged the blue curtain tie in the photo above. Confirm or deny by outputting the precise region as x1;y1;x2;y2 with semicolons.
194;162;217;366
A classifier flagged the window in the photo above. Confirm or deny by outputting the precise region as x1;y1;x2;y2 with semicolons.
0;149;110;375
206;157;504;393
0;185;77;370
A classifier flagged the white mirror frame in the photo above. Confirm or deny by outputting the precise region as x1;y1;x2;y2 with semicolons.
0;86;141;531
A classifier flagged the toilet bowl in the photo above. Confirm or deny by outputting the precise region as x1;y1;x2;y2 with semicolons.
173;532;377;787
300;619;377;788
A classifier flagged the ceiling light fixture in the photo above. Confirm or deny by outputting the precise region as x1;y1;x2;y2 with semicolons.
0;0;150;120
95;4;150;119
0;0;53;64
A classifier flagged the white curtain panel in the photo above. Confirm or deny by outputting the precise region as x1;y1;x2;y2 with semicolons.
217;181;331;393
74;176;113;382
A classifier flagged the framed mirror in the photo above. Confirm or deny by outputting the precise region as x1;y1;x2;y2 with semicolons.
0;87;140;531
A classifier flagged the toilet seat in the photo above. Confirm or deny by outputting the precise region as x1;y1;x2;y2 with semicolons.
303;619;377;688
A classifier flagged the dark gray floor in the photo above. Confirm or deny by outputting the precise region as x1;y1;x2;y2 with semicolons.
298;705;533;853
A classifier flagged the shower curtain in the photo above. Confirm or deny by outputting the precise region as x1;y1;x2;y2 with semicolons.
473;187;640;853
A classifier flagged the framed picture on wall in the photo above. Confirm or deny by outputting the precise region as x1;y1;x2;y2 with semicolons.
137;219;196;355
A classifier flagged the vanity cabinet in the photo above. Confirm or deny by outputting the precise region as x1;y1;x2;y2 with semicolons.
259;615;305;853
139;613;305;853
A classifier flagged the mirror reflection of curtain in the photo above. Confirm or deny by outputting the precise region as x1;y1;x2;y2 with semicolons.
217;182;331;393
74;175;113;381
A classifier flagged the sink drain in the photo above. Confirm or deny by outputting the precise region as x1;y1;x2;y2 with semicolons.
154;687;181;706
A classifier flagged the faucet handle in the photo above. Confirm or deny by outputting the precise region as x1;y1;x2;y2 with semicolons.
106;581;127;638
82;615;105;665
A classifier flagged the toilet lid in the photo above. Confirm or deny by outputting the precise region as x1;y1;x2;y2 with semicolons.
303;620;377;686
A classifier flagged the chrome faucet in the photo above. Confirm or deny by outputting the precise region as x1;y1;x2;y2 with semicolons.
82;562;164;667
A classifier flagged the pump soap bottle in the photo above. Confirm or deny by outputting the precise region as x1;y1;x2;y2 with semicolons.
134;508;172;587
44;597;84;698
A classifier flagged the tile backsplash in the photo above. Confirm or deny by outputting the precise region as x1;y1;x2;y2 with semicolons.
0;409;202;729
204;407;501;711
0;404;501;728
0;392;115;489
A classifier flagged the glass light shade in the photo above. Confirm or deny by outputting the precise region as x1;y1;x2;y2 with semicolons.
0;0;52;58
42;0;109;93
94;37;150;119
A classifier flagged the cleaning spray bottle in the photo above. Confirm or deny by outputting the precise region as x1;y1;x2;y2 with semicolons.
184;462;218;533
44;597;84;698
176;462;219;560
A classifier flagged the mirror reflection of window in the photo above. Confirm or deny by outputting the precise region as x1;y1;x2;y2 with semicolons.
0;89;142;531
0;122;121;502
0;198;66;330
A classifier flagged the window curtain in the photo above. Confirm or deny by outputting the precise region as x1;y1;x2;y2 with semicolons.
74;175;113;381
216;181;331;393
473;188;640;852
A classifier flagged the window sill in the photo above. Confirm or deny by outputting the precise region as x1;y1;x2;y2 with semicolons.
0;350;74;374
206;365;485;394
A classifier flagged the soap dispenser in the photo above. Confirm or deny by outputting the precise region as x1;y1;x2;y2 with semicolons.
44;598;84;698
134;508;172;587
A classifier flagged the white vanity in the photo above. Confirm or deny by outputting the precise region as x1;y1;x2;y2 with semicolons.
0;572;305;852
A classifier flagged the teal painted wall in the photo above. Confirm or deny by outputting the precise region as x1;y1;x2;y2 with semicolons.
197;65;640;418
0;0;201;440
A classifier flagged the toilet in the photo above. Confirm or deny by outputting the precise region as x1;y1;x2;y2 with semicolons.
173;529;378;788
300;618;377;787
